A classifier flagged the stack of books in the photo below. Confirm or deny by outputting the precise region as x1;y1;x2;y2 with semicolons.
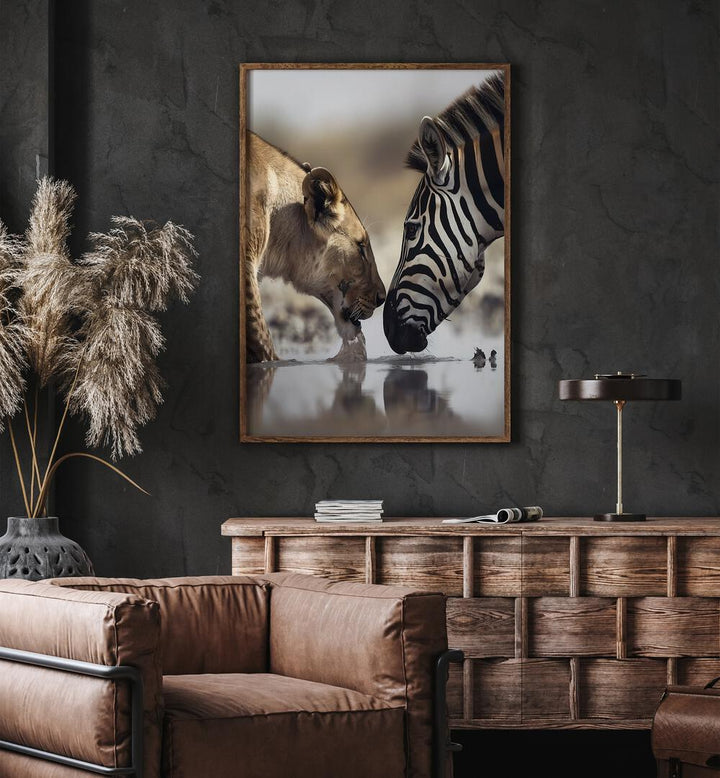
314;500;384;523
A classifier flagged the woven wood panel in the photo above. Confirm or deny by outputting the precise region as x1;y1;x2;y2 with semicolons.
578;659;667;719
678;658;720;686
473;536;521;596
472;659;522;722
377;537;464;595
628;597;720;657
581;536;667;596
523;537;571;596
447;598;515;657
678;537;720;596
447;662;464;718
468;658;572;722
230;537;265;575
276;536;366;581
522;659;573;720
529;598;617;657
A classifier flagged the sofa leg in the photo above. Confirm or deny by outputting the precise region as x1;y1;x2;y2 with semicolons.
434;648;464;778
0;646;144;777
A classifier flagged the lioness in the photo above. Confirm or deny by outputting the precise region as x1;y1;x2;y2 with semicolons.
245;132;386;362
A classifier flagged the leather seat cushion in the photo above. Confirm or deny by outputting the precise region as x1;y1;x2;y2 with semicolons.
162;673;407;778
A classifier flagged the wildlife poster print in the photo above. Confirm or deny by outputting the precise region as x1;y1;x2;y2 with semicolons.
239;63;510;442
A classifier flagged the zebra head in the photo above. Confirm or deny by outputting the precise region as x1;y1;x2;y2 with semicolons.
384;74;505;354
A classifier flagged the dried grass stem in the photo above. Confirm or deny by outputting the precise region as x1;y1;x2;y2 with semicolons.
0;177;198;516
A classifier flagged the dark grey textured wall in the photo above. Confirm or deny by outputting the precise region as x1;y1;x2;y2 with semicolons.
0;0;51;518
0;0;49;230
6;0;720;574
46;0;719;579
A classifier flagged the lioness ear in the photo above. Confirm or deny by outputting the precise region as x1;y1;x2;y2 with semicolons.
302;167;344;228
419;116;448;183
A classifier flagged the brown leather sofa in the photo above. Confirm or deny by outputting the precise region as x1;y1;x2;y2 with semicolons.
0;573;456;778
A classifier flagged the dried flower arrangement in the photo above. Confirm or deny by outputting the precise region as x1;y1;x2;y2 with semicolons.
0;177;198;519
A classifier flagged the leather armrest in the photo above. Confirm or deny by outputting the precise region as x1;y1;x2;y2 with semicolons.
0;579;162;778
265;572;447;778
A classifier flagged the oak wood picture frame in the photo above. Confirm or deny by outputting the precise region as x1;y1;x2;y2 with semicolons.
239;62;511;443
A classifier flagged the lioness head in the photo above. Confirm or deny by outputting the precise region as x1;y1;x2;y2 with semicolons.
301;167;385;341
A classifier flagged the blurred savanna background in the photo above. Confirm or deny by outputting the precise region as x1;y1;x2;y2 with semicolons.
247;66;505;361
243;66;507;438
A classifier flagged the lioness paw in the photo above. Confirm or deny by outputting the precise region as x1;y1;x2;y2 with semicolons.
328;331;367;363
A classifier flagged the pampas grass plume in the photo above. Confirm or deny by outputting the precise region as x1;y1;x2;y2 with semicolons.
82;217;199;310
0;222;27;427
17;178;93;386
1;177;198;458
69;215;199;458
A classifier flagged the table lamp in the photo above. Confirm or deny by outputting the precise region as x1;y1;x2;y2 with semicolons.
558;372;681;522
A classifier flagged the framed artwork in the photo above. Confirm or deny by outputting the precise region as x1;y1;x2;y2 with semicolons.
239;63;510;442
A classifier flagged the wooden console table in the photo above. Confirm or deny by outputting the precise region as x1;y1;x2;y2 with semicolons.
221;517;720;731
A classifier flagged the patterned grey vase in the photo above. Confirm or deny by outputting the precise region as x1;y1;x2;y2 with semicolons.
0;517;94;580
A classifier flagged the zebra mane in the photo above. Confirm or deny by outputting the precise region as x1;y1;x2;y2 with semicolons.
406;72;505;173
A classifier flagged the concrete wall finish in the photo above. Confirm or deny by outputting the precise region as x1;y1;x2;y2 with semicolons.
0;0;51;518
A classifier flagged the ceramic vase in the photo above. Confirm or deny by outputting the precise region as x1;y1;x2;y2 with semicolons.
0;516;94;580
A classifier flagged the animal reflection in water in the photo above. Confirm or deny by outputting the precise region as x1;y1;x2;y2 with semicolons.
329;363;378;420
246;363;457;435
383;369;455;425
246;362;383;435
246;365;277;430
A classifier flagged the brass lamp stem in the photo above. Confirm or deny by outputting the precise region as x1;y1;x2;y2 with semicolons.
615;400;626;514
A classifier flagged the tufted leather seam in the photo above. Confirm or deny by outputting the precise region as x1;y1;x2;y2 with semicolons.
71;581;271;592
0;587;143;606
164;706;405;723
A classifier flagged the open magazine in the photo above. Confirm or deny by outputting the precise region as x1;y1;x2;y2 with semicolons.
442;506;543;525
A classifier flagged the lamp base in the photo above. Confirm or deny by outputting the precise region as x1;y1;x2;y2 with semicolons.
594;513;646;522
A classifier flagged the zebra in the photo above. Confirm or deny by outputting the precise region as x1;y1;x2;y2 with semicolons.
383;72;506;354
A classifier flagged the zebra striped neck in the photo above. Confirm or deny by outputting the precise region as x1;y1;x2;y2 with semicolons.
385;71;506;354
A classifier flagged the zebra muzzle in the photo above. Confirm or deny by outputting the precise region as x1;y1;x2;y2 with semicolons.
383;292;428;354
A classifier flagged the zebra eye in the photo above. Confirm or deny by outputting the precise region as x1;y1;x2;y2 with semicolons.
405;222;420;240
357;241;367;260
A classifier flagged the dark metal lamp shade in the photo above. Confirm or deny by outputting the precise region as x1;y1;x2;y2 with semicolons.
559;376;681;402
558;373;682;522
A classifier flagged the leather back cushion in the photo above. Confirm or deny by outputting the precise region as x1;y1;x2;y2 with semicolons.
266;573;447;778
50;576;269;675
268;577;409;698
